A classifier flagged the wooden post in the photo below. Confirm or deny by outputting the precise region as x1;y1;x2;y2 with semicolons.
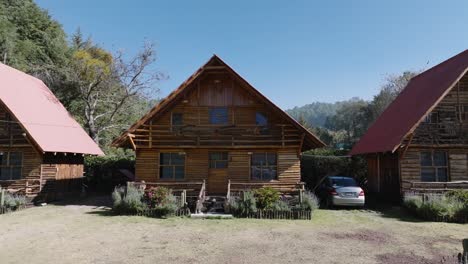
149;120;153;148
0;188;4;207
299;189;304;204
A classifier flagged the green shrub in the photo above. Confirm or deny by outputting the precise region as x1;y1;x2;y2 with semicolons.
3;193;27;210
446;190;468;204
144;187;178;217
111;185;146;214
229;191;257;215
255;187;280;210
296;191;319;211
404;193;467;222
270;200;291;211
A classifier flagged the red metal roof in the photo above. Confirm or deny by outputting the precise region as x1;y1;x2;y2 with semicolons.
350;49;468;155
0;63;104;155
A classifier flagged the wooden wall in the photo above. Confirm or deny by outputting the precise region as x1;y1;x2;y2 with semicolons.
400;147;468;182
135;148;301;194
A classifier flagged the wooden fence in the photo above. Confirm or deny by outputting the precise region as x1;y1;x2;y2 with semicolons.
232;209;312;220
131;207;191;218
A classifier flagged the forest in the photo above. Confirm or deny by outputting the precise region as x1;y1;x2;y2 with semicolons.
0;0;421;162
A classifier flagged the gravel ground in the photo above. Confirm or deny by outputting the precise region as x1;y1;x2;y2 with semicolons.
0;196;466;264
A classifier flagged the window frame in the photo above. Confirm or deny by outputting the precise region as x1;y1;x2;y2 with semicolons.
159;153;185;180
171;112;183;131
419;150;449;182
209;152;229;169
460;105;468;121
209;107;229;125
250;152;277;181
0;151;23;181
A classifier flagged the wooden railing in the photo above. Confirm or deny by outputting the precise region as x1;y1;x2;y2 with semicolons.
227;181;305;200
402;180;468;194
195;180;206;214
132;124;302;148
129;180;204;197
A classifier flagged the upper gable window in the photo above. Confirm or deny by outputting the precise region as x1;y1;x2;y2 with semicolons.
460;105;468;121
256;112;268;126
209;107;228;124
423;112;438;124
172;113;183;130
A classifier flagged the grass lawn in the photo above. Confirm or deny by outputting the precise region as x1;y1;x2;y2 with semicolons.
0;196;466;264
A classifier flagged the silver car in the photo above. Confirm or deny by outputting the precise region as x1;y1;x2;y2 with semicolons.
317;176;365;208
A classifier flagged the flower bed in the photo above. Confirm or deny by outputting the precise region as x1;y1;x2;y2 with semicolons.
403;190;468;223
0;188;28;215
227;187;318;220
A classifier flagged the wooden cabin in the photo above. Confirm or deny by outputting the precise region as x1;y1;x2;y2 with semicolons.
351;50;468;199
0;63;103;201
113;55;324;198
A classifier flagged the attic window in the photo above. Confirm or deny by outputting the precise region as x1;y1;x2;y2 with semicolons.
423;112;438;124
460;105;468;121
209;107;228;124
172;113;183;130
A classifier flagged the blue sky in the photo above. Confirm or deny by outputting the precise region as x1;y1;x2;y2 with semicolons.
36;0;468;109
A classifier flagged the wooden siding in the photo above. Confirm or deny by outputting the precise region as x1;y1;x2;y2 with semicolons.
410;73;468;145
131;71;304;149
134;148;301;194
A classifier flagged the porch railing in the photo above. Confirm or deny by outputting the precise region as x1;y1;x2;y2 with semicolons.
402;180;468;194
226;180;305;204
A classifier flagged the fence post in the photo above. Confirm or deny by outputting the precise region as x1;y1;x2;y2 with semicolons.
181;190;186;207
299;189;304;204
0;187;4;207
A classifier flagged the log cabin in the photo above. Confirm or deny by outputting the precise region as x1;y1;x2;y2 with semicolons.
351;50;468;199
112;55;325;202
0;63;103;201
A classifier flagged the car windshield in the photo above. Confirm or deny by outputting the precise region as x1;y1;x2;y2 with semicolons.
330;178;358;187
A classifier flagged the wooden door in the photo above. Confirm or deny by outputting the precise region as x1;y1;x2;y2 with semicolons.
207;169;228;195
207;152;229;195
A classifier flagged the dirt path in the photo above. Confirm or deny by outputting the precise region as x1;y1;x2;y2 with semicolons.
0;197;465;264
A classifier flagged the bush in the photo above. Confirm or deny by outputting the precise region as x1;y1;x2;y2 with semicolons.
111;185;146;214
296;191;319;211
403;193;467;222
144;187;178;217
255;187;280;210
446;190;468;204
3;193;27;210
229;191;257;215
270;199;291;211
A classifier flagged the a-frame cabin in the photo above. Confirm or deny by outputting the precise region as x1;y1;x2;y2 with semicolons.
113;55;324;197
0;63;103;201
351;50;468;199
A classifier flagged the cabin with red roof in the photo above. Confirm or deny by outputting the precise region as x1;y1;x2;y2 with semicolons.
0;63;103;201
112;55;324;209
351;50;468;199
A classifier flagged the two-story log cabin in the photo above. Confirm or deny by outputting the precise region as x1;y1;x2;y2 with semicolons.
0;63;103;201
113;55;325;197
351;50;468;198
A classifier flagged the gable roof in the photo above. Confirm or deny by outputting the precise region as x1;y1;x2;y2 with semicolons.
112;55;325;150
350;49;468;155
0;63;104;156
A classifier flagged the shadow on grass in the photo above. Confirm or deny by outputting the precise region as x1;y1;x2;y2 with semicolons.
86;208;115;217
50;194;113;208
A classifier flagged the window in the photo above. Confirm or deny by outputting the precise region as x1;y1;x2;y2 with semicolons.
209;107;228;124
255;112;268;126
251;153;277;181
171;113;183;130
420;151;448;182
423;112;439;123
159;153;185;180
460;105;468;121
0;152;22;181
209;152;228;168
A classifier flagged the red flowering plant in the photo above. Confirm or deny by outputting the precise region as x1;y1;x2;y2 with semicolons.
144;187;176;209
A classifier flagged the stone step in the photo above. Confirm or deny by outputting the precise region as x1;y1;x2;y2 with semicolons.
190;213;233;219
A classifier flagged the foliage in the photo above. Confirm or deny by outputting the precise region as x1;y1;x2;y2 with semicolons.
403;194;467;223
143;187;178;217
446;190;468;204
84;150;135;192
255;187;280;210
3;192;27;210
111;185;146;214
296;191;319;211
270;199;291;211
229;191;257;215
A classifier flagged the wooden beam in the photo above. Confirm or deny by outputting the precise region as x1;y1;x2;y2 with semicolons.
399;133;414;160
128;134;136;151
